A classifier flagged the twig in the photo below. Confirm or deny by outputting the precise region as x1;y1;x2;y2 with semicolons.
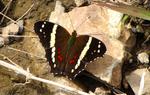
0;60;90;95
138;70;146;95
0;12;34;32
16;3;34;21
0;0;13;24
0;34;38;38
93;1;150;20
0;54;21;68
7;46;46;60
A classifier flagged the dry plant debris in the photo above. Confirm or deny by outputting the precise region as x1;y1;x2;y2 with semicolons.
0;0;150;95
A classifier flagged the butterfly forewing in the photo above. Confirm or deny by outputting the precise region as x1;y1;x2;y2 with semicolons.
53;25;70;74
34;21;70;74
34;21;53;48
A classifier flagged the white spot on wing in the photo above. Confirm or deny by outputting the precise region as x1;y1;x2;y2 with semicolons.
50;24;58;47
52;57;55;63
54;64;56;68
98;44;101;48
50;24;58;66
97;50;100;53
40;29;42;32
52;47;56;52
74;74;78;78
52;52;55;58
71;69;74;73
42;24;45;28
75;37;92;69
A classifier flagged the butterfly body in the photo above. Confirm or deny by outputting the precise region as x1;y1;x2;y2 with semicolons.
34;21;106;79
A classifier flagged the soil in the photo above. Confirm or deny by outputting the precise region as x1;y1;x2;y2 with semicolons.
0;0;149;95
0;0;76;95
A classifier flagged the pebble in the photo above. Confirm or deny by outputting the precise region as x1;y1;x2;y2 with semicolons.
137;52;149;64
0;37;4;47
1;20;24;44
74;0;91;6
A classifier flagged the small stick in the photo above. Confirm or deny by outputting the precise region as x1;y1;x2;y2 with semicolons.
0;34;38;38
7;46;46;60
138;70;146;95
0;54;22;68
0;60;90;95
0;12;34;33
16;3;34;21
0;0;13;24
93;1;150;20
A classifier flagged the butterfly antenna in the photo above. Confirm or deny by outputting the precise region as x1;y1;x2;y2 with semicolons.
76;16;102;35
67;12;75;32
67;12;94;35
75;15;91;31
0;34;38;38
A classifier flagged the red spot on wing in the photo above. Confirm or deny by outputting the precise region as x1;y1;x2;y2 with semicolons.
69;53;78;64
69;59;75;64
57;47;63;63
58;48;61;53
49;60;52;64
58;55;63;62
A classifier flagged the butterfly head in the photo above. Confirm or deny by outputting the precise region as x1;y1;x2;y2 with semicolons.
72;31;77;37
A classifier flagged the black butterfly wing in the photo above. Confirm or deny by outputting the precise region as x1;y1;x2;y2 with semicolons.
65;36;106;79
34;21;53;48
34;21;70;74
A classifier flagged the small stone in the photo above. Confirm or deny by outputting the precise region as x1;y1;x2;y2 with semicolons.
126;69;150;95
49;1;65;23
137;52;149;64
1;20;24;44
0;37;4;47
17;20;24;34
74;0;91;6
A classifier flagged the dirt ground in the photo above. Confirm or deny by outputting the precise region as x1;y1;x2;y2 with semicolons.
0;0;77;95
0;0;150;95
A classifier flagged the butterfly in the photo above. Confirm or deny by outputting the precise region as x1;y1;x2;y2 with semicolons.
34;21;106;79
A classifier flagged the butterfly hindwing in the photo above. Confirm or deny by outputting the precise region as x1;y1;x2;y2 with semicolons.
64;36;89;77
65;36;106;78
